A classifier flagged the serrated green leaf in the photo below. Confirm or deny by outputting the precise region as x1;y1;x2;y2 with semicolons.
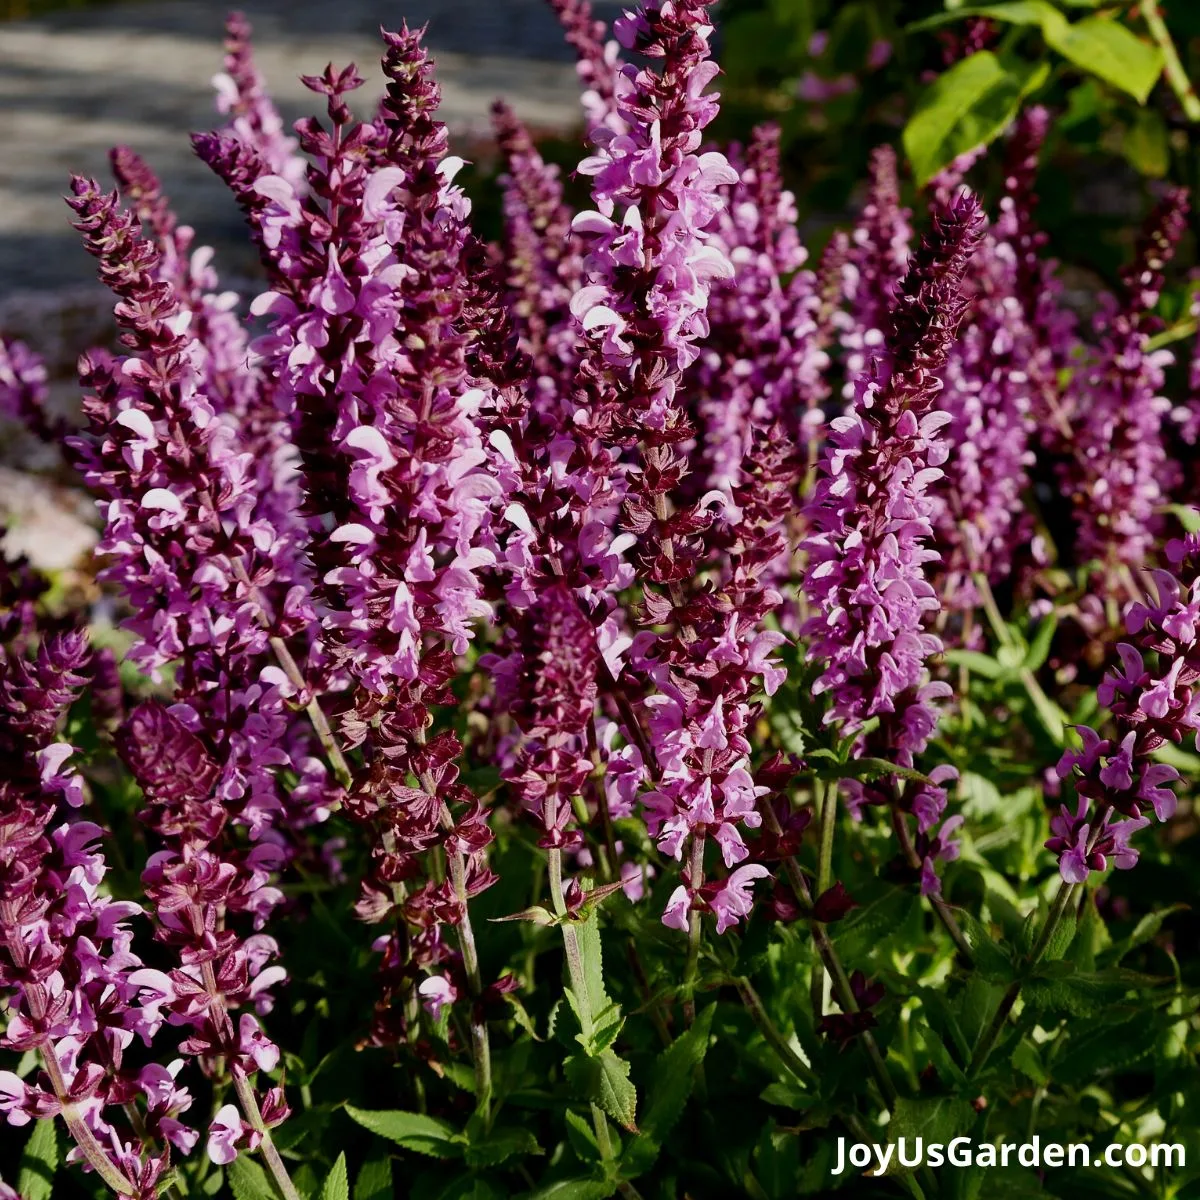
575;904;612;1032
465;1126;542;1169
886;1099;975;1172
16;1119;58;1200
565;1108;602;1164
226;1156;277;1200
620;1005;715;1178
353;1156;392;1200
1011;1039;1048;1085
814;756;934;786
958;912;1017;984
319;1153;350;1200
1054;1015;1162;1084
344;1106;463;1159
833;885;919;960
564;1050;638;1132
903;52;1049;187
1044;15;1164;102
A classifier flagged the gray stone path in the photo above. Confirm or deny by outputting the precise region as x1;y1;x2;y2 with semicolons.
0;0;619;300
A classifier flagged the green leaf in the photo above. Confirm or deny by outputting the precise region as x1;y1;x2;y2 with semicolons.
1123;108;1170;176
1022;614;1057;672
886;1099;975;1172
1102;904;1188;965
1054;1015;1162;1084
344;1106;463;1159
1044;15;1164;102
319;1153;350;1200
833;885;919;960
908;1;1061;33
16;1119;59;1200
525;1178;617;1200
564;1108;602;1164
1043;908;1078;962
813;757;934;786
1011;1039;1049;1085
640;1004;714;1143
958;913;1017;983
564;1050;638;1132
943;649;1007;680
903;52;1049;187
353;1156;392;1200
226;1156;277;1200
465;1126;542;1169
1166;504;1200;534
621;1005;716;1178
575;902;613;1031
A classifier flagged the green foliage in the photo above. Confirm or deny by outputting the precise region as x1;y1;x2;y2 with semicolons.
904;52;1049;186
16;1120;58;1200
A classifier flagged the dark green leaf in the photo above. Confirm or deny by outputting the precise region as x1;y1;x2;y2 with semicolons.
465;1126;542;1169
564;1108;602;1164
1102;904;1187;965
833;885;919;960
344;1106;463;1159
621;1005;715;1177
1054;1015;1162;1084
353;1156;393;1200
886;1099;975;1172
958;913;1016;984
16;1119;59;1200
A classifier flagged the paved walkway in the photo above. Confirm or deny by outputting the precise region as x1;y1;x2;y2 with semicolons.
0;0;617;300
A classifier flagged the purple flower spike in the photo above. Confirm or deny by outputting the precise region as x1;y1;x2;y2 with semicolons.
1053;540;1200;881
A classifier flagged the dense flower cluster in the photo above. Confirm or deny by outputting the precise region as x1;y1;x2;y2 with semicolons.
1052;535;1200;882
6;2;1200;1194
1063;187;1189;586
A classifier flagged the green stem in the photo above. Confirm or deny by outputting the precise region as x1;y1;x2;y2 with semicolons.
268;635;353;789
736;977;815;1084
759;805;898;1110
1;908;135;1196
199;960;302;1200
682;833;706;1027
968;879;1076;1078
890;805;975;965
231;1073;303;1200
547;827;643;1199
973;572;1063;741
811;778;833;1017
1140;0;1200;122
433;776;493;1122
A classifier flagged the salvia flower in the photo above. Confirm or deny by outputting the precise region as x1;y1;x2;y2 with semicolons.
1063;187;1189;586
1052;537;1200;881
547;0;624;134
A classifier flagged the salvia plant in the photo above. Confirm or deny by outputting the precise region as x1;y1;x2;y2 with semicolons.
5;2;1200;1198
